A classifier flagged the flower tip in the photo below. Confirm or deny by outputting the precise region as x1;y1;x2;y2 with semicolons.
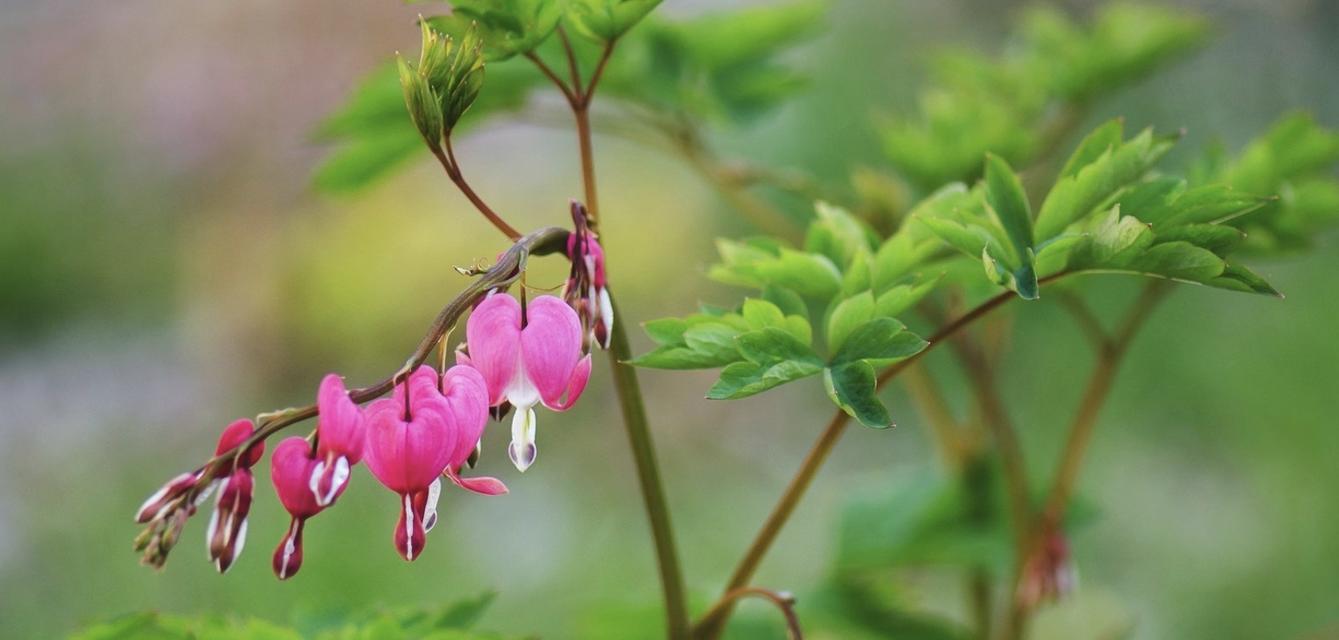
508;441;537;472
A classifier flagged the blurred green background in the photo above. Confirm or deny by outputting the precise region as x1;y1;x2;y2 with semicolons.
1;1;1336;638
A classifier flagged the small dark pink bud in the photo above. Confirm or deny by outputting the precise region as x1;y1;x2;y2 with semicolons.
394;490;429;562
136;471;200;523
564;200;613;351
207;469;253;573
1017;524;1078;609
215;418;264;473
272;518;305;580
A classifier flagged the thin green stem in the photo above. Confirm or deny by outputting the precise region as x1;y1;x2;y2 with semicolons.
543;35;691;638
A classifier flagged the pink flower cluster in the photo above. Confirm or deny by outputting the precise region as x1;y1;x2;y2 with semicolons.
135;292;593;579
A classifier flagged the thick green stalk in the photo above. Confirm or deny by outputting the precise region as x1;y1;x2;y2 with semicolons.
607;298;691;638
536;36;691;638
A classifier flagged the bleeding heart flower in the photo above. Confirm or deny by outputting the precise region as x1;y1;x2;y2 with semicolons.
270;437;334;580
310;374;365;506
363;365;474;561
465;293;591;472
564;200;614;350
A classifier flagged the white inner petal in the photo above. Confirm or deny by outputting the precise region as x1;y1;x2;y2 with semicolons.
402;493;416;560
423;478;442;532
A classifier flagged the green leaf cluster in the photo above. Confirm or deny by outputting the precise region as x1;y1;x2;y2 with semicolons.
634;203;932;428
70;593;523;640
881;4;1208;190
918;120;1281;297
599;0;824;123
1209;112;1339;254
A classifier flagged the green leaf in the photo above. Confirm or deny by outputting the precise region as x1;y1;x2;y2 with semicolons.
706;358;823;400
629;321;742;369
313;60;540;193
874;273;943;319
826;291;875;354
806;201;875;269
983;153;1034;253
1034;125;1178;241
760;285;808;318
824;361;892;428
1210;263;1282;297
831;317;928;367
736;326;821;367
710;244;843;300
1058;118;1123;179
429;0;565;62
567;0;661;43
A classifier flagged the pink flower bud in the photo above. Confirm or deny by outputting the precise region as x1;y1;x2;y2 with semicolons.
465;293;591;472
135;471;199;524
564;201;614;350
1017;524;1078;609
214;418;264;473
311;374;365;507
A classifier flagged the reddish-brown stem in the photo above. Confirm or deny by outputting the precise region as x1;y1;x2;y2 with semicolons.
698;587;804;640
557;26;583;94
433;140;522;240
524;51;578;106
1002;281;1169;640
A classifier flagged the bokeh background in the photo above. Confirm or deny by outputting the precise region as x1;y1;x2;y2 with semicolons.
1;0;1336;638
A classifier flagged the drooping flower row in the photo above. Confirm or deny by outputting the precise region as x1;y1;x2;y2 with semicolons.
134;247;610;578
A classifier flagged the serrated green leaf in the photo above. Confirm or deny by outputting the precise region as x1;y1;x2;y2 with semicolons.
1034;127;1177;241
826;291;875;354
983;153;1034;253
873;273;943;319
761;285;808;318
824;361;892;428
1058;118;1123;179
567;0;661;43
831;317;928;367
1209;262;1281;297
807;201;875;269
706;358;823;400
430;0;565;62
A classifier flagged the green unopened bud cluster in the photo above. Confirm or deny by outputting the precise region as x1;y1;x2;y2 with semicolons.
398;18;486;150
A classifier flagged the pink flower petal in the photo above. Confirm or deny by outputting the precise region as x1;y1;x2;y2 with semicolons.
362;393;456;496
445;466;508;496
316;374;365;463
440;364;490;466
215;418;263;470
271;437;323;519
465;293;522;406
543;354;591;411
520;296;584;407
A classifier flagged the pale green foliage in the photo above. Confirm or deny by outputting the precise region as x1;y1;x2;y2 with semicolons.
1210;112;1339;253
566;0;661;43
881;4;1208;190
635;203;932;427
429;1;566;62
71;593;516;640
917;119;1280;297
